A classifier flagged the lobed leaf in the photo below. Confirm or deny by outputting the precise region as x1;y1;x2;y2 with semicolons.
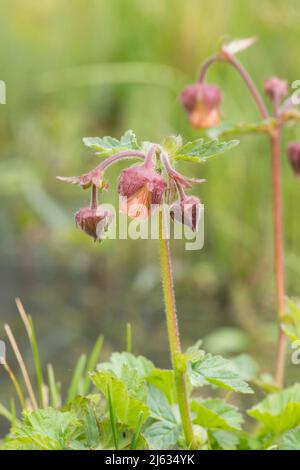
174;138;239;163
83;130;139;156
188;352;253;394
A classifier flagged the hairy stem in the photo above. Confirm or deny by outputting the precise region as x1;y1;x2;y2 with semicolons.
159;211;197;449
198;52;286;385
271;127;286;387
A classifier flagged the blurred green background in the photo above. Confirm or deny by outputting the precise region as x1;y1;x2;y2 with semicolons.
1;0;300;431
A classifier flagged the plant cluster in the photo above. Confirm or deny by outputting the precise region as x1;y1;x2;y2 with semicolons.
1;38;300;450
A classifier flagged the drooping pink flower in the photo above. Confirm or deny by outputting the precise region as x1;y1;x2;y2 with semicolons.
118;164;167;219
181;83;222;128
264;77;288;101
170;195;202;232
75;206;113;241
286;141;300;176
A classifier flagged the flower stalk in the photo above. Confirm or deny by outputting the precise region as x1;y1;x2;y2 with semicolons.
159;211;197;449
195;47;288;386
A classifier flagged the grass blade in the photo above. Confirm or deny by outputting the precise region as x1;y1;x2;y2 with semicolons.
15;298;45;408
126;323;132;353
47;363;59;407
129;411;144;450
66;354;86;403
82;335;104;394
107;384;118;450
3;362;26;409
4;324;38;410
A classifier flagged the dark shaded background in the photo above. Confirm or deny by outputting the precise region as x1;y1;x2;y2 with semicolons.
1;0;300;434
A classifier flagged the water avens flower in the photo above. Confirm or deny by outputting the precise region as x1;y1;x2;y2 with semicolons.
75;206;112;241
286;141;300;176
264;77;288;101
170;195;201;232
180;83;222;128
118;163;167;219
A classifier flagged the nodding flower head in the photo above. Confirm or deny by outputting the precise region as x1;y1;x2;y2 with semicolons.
170;195;202;232
118;163;167;219
286;141;300;176
264;77;288;101
181;83;222;128
75;206;113;241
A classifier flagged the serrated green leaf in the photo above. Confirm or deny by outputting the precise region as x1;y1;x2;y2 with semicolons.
281;298;300;342
248;384;300;436
146;368;177;404
278;427;300;450
191;398;243;431
83;130;139;156
188;353;253;394
162;135;183;156
142;385;180;450
97;351;154;378
143;420;181;450
231;354;259;381
97;419;148;450
147;385;177;424
90;371;149;428
6;408;79;450
174;138;239;163
211;430;240;450
207;121;271;139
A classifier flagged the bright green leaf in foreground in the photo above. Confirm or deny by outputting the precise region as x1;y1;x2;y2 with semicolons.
278;427;300;450
248;384;300;436
90;371;149;428
191;398;243;431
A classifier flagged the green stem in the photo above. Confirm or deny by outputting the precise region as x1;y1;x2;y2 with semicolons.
159;211;197;449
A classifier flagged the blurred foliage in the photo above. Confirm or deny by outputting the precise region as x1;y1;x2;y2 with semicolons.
1;0;300;436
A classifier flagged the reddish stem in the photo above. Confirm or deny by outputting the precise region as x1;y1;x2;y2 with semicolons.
271;126;286;387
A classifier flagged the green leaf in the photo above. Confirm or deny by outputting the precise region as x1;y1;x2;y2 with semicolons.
211;430;240;450
207;121;271;139
147;385;177;424
143;385;180;450
279;427;300;450
83;130;139;156
248;384;300;436
191;398;243;431
97;419;148;450
97;351;154;378
90;371;149;428
281;298;300;342
174;138;239;163
143;420;181;450
188;352;253;394
6;408;79;450
146;368;177;404
162;135;183;156
231;354;259;381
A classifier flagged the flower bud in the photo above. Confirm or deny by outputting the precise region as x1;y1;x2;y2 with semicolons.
264;77;288;100
181;83;221;128
170;195;201;232
286;141;300;176
75;206;113;241
118;164;167;219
